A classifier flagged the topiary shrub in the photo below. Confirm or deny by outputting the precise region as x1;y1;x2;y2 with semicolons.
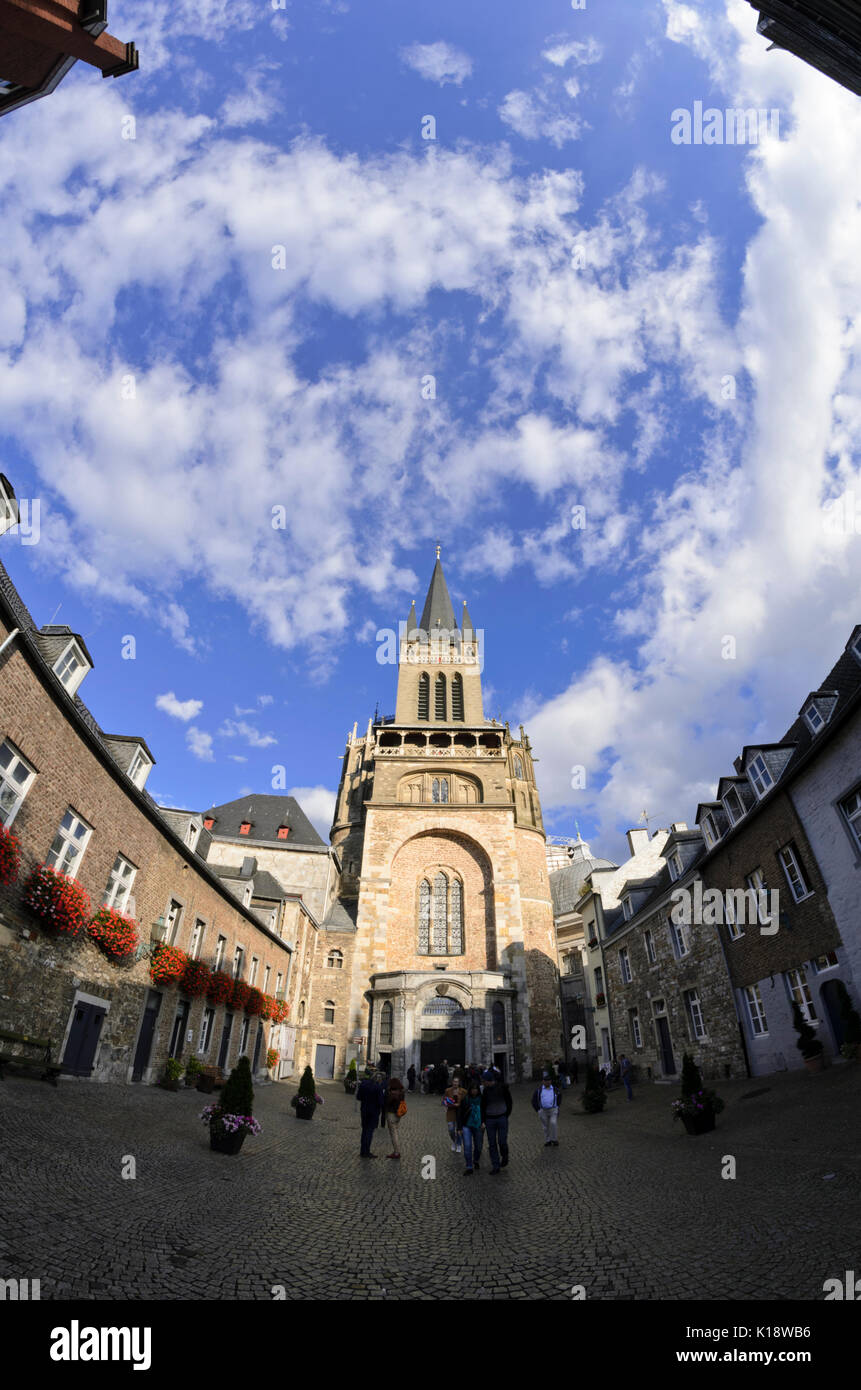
582;1063;606;1113
298;1064;316;1101
835;980;861;1050
219;1055;254;1118
792;1001;823;1058
680;1052;703;1096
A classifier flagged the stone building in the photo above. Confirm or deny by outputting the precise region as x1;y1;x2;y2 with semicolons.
0;0;138;118
323;550;561;1080
0;538;292;1084
548;837;617;1072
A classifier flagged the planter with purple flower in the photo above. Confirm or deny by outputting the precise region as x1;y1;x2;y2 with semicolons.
672;1053;724;1136
202;1056;261;1155
290;1064;323;1120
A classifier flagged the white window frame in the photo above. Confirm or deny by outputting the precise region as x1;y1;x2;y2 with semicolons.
804;703;824;734
723;786;745;826
275;971;284;999
778;843;811;903
188;918;206;960
667;849;683;882
619;947;632;984
811;952;838;974
53;639;89;695
700;811;719;848
685;989;706;1041
644;928;656;964
127;746;152;789
214;935;227;972
199;1006;215;1055
744;984;768;1036
0;738;36;827
233;945;245;980
263;965;271;993
46;808;92;879
725;894;743;940
239;1015;250;1054
851;632;861;664
630;1009;642;1049
839;787;861;854
621;897;633;921
185;820;200;851
748;753;774;799
670;920;690;960
249;956;259;987
786;967;818;1023
745;868;771;927
103;854;137;913
165;898;183;946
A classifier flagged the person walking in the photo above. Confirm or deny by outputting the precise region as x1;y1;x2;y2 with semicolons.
385;1075;406;1158
458;1080;484;1175
532;1070;561;1146
620;1053;633;1101
357;1069;386;1158
443;1075;466;1152
407;1063;416;1093
481;1067;513;1174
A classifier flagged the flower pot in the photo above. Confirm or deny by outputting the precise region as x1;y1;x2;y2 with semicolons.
681;1108;715;1135
197;1074;216;1093
803;1053;824;1073
161;1078;181;1091
295;1105;315;1120
210;1127;246;1155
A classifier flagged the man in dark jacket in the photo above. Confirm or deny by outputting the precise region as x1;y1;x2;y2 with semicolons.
480;1068;513;1174
357;1071;386;1157
407;1064;417;1092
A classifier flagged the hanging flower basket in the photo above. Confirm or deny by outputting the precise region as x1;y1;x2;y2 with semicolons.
206;970;234;1006
259;994;276;1020
22;864;91;937
150;942;188;986
246;987;265;1016
88;906;140;962
0;822;22;886
266;1047;279;1070
179;957;212;998
271;999;289;1024
231;979;251;1011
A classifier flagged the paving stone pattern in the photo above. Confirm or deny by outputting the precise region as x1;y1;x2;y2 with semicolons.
1;1066;859;1300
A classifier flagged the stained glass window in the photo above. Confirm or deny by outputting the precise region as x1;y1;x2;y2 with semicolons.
450;877;463;953
432;872;448;954
419;879;431;953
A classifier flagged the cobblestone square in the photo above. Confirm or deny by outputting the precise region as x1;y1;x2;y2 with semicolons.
1;1064;859;1301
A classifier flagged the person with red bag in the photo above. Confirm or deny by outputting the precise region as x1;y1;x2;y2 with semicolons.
385;1075;407;1159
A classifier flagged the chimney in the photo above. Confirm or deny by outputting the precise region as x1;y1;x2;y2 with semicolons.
626;828;650;857
670;821;688;833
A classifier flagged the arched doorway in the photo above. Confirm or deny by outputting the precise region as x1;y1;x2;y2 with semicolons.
419;994;466;1070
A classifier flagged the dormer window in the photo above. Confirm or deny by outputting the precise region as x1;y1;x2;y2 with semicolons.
203;817;215;831
851;632;861;664
185;821;201;851
668;850;683;882
239;822;251;836
701;812;719;848
621;896;633;921
724;786;745;826
127;746;152;790
748;754;774;799
53;640;89;695
277;826;289;840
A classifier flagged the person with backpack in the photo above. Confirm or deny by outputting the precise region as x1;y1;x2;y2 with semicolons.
457;1080;484;1175
385;1075;407;1159
531;1070;562;1146
480;1067;513;1174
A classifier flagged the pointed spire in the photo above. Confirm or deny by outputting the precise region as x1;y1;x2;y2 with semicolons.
419;549;457;635
406;598;418;637
462;598;475;641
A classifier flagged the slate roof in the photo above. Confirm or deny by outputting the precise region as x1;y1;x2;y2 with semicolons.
204;794;326;847
250;870;289;902
418;555;458;634
549;841;617;916
322;898;358;933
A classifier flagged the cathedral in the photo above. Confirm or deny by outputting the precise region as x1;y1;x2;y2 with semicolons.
320;550;562;1081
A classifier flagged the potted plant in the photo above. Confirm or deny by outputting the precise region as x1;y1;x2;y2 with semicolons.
231;979;251;1012
162;1056;184;1091
184;1055;203;1087
196;1065;220;1094
0;821;22;885
246;987;265;1016
594;992;606;1007
179;958;211;998
266;1047;280;1073
344;1059;358;1094
88;906;140;963
22;864;91;937
202;1056;261;1154
271;999;289;1024
672;1054;724;1134
150;943;187;987
792;1001;824;1072
206;970;234;1007
836;981;861;1061
582;1063;606;1113
290;1064;322;1120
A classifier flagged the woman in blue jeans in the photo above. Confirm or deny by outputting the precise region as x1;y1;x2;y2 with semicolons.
457;1082;484;1175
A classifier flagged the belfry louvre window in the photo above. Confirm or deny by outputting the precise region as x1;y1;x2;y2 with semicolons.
435;672;447;720
418;672;430;721
452;673;464;721
418;870;465;955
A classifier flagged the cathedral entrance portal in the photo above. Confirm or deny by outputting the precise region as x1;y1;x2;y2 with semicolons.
420;1028;465;1070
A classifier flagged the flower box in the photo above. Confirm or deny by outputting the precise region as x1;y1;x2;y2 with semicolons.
259;994;276;1021
231;979;251;1011
179;958;211;998
0;822;22;886
206;970;233;1006
271;999;289;1024
22;864;91;937
245;987;265;1016
150;943;188;987
88;907;140;962
595;992;606;1007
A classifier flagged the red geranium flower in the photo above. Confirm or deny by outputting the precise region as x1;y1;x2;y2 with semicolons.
0;822;22;886
179;957;212;998
88;906;140;962
150;942;188;986
206;970;233;1006
22;864;90;937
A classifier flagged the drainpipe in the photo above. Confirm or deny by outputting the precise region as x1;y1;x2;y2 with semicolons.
0;627;20;659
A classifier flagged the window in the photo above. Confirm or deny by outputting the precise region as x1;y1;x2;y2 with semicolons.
619;947;632;984
232;946;244;980
804;703;824;734
670;920;690;959
594;966;604;999
46;808;92;879
432;777;449;804
748;754;774;799
452;673;464;721
629;1009;642;1048
127;747;151;788
812;952;838;973
185;919;204;960
724;786;745;825
778;843;810;903
380;1000;393;1044
644;929;656;964
277;826;289;840
418;870;464;955
327;949;343;969
418;672;430;721
203;817;215;831
239;822;251;836
839;787;861;854
725;896;743;940
298;999;306;1023
434;672;446;720
200;1007;215;1054
492;1000;506;1043
263;965;271;993
668;850;683;882
214;935;227;971
562;951;577;976
323;1000;335;1024
701;811;719;848
164;898;183;945
249;956;259;986
745;868;771;927
239;1016;250;1054
514;755;524;780
0;739;35;827
786;967;817;1023
621;897;633;922
852;631;861;663
103;854;137;914
275;971;284;999
685;989;706;1040
185;822;200;851
744;984;768;1036
53;641;88;693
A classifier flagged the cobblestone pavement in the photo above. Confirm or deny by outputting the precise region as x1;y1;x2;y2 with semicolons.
1;1063;859;1300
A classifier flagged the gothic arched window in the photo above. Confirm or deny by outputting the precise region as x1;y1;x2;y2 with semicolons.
380;1000;393;1044
418;672;430;721
327;949;343;969
435;672;447;720
452;672;464;721
492;1000;506;1044
418;870;464;956
418;879;431;953
323;999;335;1024
298;999;306;1023
514;754;524;780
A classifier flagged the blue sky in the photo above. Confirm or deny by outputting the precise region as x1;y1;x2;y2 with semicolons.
1;1;861;858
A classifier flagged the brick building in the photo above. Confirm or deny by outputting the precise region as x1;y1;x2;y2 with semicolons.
324;549;561;1080
0;0;138;118
548;836;617;1072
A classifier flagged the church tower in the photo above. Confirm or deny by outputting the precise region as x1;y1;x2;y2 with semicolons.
324;549;560;1081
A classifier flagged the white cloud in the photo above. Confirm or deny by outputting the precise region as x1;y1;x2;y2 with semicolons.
498;89;584;147
219;718;277;748
542;37;603;68
156;691;204;721
288;784;336;838
186;726;214;761
220;61;282;127
228;754;248;763
400;41;472;86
